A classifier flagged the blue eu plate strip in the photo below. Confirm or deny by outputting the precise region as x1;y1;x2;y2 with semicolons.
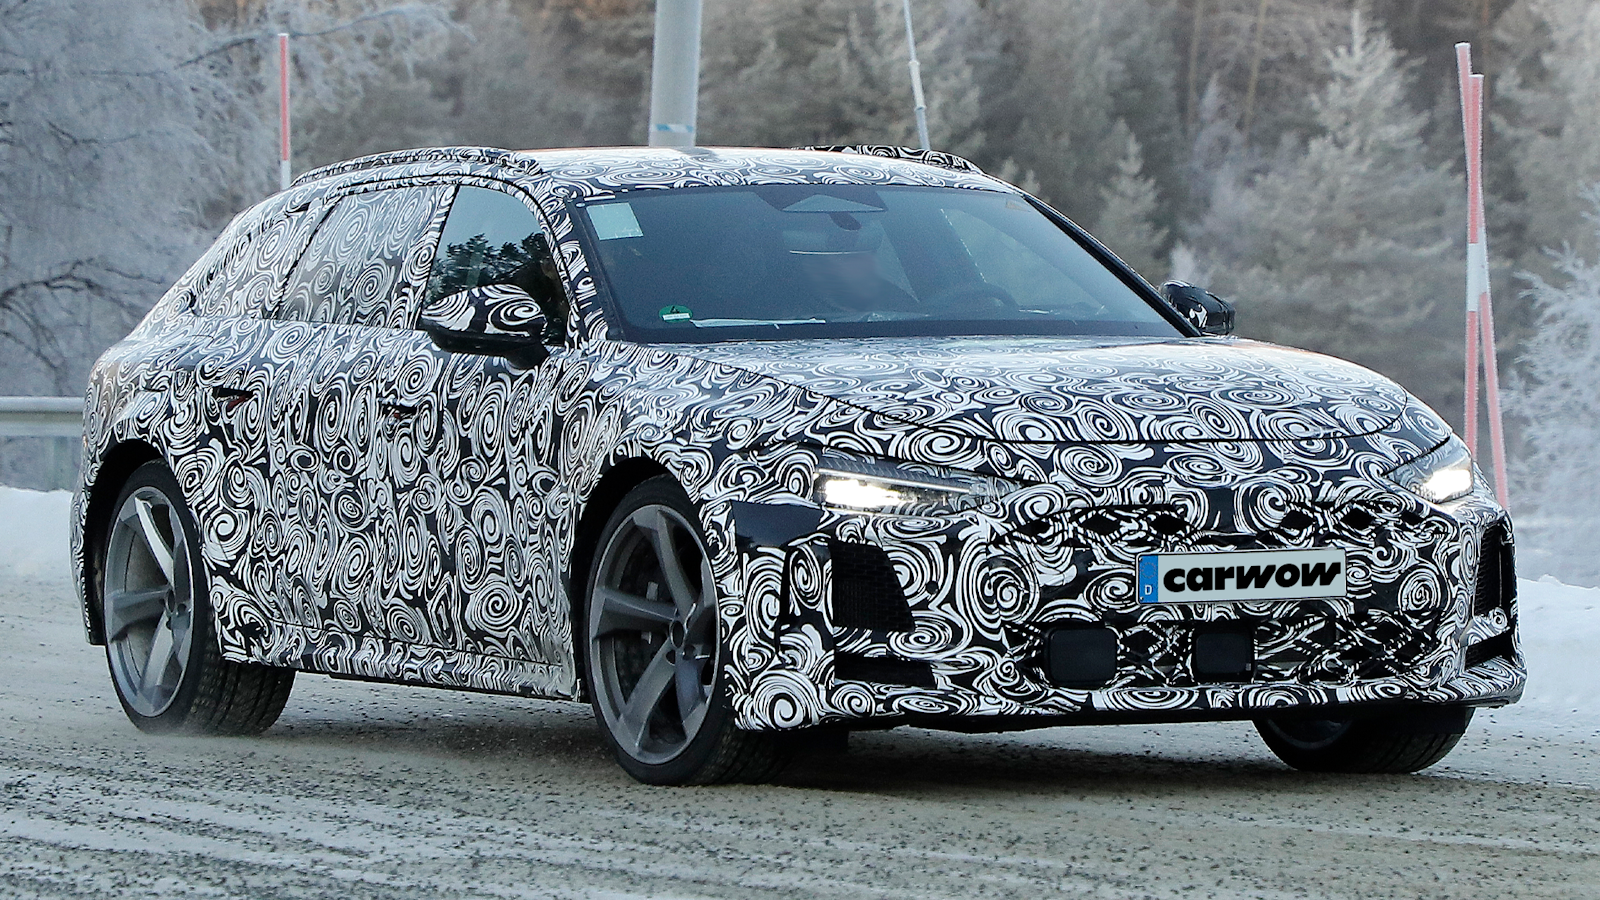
1137;555;1158;604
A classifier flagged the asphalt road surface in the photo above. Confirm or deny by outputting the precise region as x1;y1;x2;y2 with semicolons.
3;572;1598;899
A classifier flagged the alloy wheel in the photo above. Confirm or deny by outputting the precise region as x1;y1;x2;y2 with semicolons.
104;484;195;718
588;504;719;766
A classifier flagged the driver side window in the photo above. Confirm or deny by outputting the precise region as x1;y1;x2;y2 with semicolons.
427;186;568;344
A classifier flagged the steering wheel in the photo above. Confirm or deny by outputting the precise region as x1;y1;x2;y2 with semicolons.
922;281;1018;312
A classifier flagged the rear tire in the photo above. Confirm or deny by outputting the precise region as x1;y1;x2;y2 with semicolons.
582;476;789;785
1255;706;1472;773
101;461;294;735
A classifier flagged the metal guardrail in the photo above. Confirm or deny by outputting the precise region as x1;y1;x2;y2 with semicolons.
0;396;84;438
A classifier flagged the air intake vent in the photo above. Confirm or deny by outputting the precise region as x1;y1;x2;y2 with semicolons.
1465;631;1515;669
834;651;935;688
1473;522;1516;617
1045;626;1118;688
828;539;916;632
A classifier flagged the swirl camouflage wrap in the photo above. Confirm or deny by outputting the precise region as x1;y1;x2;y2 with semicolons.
72;145;1523;735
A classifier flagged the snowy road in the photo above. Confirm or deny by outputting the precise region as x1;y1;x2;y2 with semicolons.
3;492;1600;897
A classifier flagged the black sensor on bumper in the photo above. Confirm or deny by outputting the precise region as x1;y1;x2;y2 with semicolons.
1046;626;1118;688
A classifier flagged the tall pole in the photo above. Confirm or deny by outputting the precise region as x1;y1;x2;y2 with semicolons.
1457;45;1481;459
648;0;702;148
1456;43;1510;508
278;33;291;190
901;0;930;151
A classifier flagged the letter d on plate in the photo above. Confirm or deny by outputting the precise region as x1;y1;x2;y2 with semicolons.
1138;555;1159;603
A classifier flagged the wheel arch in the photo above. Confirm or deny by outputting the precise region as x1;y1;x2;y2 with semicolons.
81;440;165;645
565;456;675;694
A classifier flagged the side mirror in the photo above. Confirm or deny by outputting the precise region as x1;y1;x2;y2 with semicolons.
420;284;550;367
1162;281;1235;336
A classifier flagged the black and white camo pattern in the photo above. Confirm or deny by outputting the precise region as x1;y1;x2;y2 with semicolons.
421;284;550;340
73;146;1523;731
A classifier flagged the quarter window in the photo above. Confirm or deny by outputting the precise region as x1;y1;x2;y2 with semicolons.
427;186;568;344
193;200;323;318
277;186;449;328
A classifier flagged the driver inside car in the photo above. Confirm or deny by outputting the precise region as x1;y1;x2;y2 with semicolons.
783;217;919;318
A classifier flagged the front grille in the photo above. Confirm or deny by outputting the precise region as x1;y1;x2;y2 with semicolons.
828;539;915;632
1473;522;1516;617
1036;607;1434;690
1192;624;1255;683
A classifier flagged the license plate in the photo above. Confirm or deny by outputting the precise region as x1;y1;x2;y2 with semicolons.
1137;548;1346;604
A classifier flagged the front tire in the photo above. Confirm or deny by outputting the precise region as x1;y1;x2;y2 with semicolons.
1255;706;1472;773
583;476;788;785
100;461;294;735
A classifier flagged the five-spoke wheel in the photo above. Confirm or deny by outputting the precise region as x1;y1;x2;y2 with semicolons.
104;479;196;718
100;461;294;734
584;476;787;784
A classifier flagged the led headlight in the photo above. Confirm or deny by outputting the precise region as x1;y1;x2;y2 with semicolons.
814;451;1007;514
1383;435;1478;505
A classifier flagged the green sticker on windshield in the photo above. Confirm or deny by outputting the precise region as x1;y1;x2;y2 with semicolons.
659;305;693;322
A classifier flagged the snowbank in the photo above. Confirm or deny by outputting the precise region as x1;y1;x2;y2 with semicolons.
0;486;1592;713
1514;576;1600;714
0;486;72;581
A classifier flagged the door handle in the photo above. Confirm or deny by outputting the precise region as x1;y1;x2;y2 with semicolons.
210;386;253;411
380;399;416;419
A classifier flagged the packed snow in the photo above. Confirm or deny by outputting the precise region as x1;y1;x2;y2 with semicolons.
0;486;71;581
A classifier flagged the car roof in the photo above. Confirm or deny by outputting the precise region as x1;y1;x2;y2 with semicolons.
292;145;1006;201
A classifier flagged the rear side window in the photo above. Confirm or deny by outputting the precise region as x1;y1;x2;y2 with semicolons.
426;185;568;343
193;200;324;318
277;185;449;328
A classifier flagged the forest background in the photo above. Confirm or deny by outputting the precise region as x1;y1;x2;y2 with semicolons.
3;0;1599;581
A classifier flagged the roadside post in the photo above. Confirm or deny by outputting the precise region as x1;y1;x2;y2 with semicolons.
279;32;291;190
1456;42;1509;508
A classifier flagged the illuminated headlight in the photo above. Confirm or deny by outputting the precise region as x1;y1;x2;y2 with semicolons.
1383;436;1478;505
814;452;1008;514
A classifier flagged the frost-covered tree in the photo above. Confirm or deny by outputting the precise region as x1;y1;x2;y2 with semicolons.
1492;0;1600;284
199;0;456;178
1094;125;1169;281
1187;13;1464;419
0;0;237;396
699;0;983;158
299;0;653;160
1176;0;1350;146
1508;186;1600;585
971;0;1179;225
0;0;457;401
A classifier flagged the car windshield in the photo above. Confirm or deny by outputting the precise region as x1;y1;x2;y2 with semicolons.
579;184;1182;343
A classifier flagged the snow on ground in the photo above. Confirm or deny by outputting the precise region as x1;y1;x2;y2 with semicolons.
0;487;71;581
0;486;1593;729
1491;574;1600;743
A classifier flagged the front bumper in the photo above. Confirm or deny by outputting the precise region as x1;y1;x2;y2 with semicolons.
715;445;1524;732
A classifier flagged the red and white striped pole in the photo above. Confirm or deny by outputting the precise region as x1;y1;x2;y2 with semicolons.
1455;43;1510;508
1457;46;1481;458
278;32;291;191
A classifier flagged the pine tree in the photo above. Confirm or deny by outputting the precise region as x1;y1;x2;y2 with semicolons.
1494;0;1600;283
971;0;1179;224
1189;13;1464;420
1508;186;1600;585
699;0;983;157
1094;124;1170;281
